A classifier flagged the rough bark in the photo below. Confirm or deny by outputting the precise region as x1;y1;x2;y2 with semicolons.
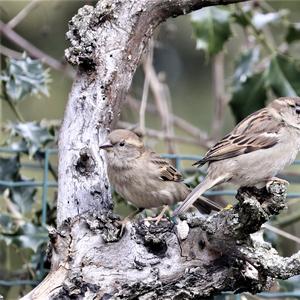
20;0;300;299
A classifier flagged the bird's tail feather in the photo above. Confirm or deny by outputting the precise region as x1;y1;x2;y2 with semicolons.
173;175;226;217
193;195;225;214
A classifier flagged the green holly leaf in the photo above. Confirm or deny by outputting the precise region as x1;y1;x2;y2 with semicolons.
7;122;54;157
0;214;18;235
229;48;266;123
233;48;260;82
0;156;20;193
232;8;252;27
1;53;50;103
266;55;300;97
191;7;232;56
0;222;48;252
252;11;287;30
230;72;267;123
286;23;300;44
0;156;36;213
16;223;48;252
10;185;37;214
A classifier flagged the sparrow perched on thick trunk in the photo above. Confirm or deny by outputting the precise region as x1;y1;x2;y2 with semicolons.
100;129;222;224
174;97;300;216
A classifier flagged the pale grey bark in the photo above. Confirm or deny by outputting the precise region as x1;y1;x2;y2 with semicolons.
21;0;300;299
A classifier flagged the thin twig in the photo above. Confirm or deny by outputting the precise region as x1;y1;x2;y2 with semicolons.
7;0;40;29
236;4;275;54
0;20;75;78
159;72;177;154
211;51;228;139
143;61;177;153
263;223;300;245
6;98;26;122
118;121;204;146
243;293;266;300
273;207;300;228
139;40;153;134
126;96;213;148
172;115;212;147
3;189;25;226
139;76;150;134
0;44;23;59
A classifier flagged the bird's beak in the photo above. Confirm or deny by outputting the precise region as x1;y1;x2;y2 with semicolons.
99;142;113;150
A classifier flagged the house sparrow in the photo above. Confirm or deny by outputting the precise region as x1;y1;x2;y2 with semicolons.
100;129;222;225
173;97;300;216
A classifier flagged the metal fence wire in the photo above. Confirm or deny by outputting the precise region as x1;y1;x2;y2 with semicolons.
0;147;300;299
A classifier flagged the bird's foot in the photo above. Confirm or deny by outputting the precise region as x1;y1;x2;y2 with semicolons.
144;205;169;225
144;216;168;225
266;177;289;192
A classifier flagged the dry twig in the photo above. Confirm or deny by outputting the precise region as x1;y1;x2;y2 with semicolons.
144;59;177;153
7;0;40;29
211;51;228;139
118;120;204;146
263;223;300;245
0;45;23;59
0;20;75;78
126;96;213;148
139;40;153;134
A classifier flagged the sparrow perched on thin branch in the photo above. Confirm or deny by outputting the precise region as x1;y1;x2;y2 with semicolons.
100;129;222;224
174;97;300;216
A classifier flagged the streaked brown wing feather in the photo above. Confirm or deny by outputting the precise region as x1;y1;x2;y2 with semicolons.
147;151;183;182
195;108;282;167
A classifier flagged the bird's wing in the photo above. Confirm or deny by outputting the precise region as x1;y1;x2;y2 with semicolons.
146;151;183;182
194;108;283;167
145;151;224;215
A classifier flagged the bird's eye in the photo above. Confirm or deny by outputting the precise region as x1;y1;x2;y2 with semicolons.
119;141;125;147
296;106;300;114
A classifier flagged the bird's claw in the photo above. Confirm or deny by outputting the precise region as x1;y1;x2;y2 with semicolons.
144;216;168;225
143;205;169;225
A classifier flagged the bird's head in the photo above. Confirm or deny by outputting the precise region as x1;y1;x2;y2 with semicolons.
100;129;144;163
269;96;300;130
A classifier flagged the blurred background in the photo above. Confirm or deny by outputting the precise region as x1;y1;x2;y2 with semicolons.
1;0;300;299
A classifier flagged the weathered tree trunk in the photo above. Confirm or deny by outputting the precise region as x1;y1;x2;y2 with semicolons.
21;0;300;299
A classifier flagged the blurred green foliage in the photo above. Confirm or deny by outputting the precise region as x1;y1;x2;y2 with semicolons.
191;7;232;56
191;3;300;122
0;55;56;298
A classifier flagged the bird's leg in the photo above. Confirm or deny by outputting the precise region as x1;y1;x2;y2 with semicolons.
119;207;144;236
144;205;169;225
266;177;289;192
